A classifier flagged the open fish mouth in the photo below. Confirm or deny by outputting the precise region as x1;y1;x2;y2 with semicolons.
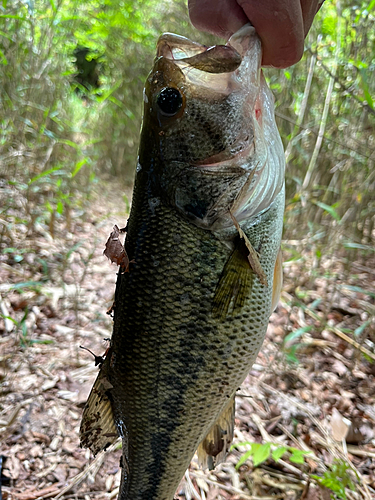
157;33;242;74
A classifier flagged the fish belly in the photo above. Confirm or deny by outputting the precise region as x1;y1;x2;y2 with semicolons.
109;188;284;500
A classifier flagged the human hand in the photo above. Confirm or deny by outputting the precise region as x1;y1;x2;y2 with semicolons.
188;0;323;68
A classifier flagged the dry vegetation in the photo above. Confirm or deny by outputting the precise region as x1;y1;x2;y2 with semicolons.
0;181;374;500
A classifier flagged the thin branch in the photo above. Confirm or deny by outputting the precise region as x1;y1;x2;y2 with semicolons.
306;47;375;117
275;111;375;160
285;51;317;163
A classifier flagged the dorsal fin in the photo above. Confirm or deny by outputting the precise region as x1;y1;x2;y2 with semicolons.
197;396;235;470
79;356;118;455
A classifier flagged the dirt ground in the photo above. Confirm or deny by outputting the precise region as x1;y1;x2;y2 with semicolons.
1;182;374;500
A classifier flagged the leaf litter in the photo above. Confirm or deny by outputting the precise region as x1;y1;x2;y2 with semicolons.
0;182;374;500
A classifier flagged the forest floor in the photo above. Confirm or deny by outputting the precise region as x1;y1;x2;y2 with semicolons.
1;181;375;500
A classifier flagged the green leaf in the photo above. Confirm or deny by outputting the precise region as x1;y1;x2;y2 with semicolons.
341;285;375;299
21;321;28;338
0;314;17;324
48;0;57;13
2;247;17;254
0;48;7;65
272;446;288;462
313;201;341;222
289;449;308;464
236;449;254;469
358;68;374;109
285;344;302;364
43;129;57;139
96;80;123;103
354;319;372;337
45;201;53;212
252;443;271;466
0;14;26;19
0;30;13;42
11;281;42;290
343;241;375;252
30;339;55;345
29;166;62;184
71;158;87;178
309;298;322;310
284;325;313;344
56;201;64;214
57;139;80;150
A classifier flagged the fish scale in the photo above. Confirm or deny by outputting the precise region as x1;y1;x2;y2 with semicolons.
80;24;285;500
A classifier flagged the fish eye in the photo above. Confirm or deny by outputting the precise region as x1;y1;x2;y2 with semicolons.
157;87;183;117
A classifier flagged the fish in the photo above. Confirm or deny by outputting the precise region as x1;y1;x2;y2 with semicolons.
80;24;285;500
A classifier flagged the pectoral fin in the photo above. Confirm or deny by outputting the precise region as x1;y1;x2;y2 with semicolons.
271;248;283;312
79;362;118;455
197;396;235;470
212;238;253;320
230;211;268;286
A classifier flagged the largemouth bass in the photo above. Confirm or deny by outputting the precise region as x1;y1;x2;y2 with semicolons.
80;24;285;500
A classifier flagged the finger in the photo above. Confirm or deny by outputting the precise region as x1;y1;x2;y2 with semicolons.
188;0;248;40
237;0;305;67
301;0;323;36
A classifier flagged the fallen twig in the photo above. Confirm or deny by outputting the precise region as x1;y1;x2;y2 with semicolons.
189;472;278;500
327;325;375;361
49;442;119;499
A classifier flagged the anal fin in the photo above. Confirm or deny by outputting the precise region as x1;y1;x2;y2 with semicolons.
197;396;235;470
79;358;118;455
212;238;253;320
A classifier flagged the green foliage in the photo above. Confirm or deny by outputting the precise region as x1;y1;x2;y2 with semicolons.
0;306;54;347
313;201;341;223
282;325;314;364
312;460;357;500
0;0;214;246
270;0;375;252
232;441;311;469
233;445;359;500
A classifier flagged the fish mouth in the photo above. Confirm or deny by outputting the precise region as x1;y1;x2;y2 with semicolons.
194;134;254;168
157;33;242;74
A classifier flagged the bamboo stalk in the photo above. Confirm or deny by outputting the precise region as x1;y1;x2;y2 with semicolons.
285;50;317;163
302;74;335;189
302;3;341;190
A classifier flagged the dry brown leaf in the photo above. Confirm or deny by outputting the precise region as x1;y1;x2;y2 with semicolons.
6;455;21;480
103;225;129;270
330;408;350;441
331;359;348;376
52;464;68;483
29;444;43;458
